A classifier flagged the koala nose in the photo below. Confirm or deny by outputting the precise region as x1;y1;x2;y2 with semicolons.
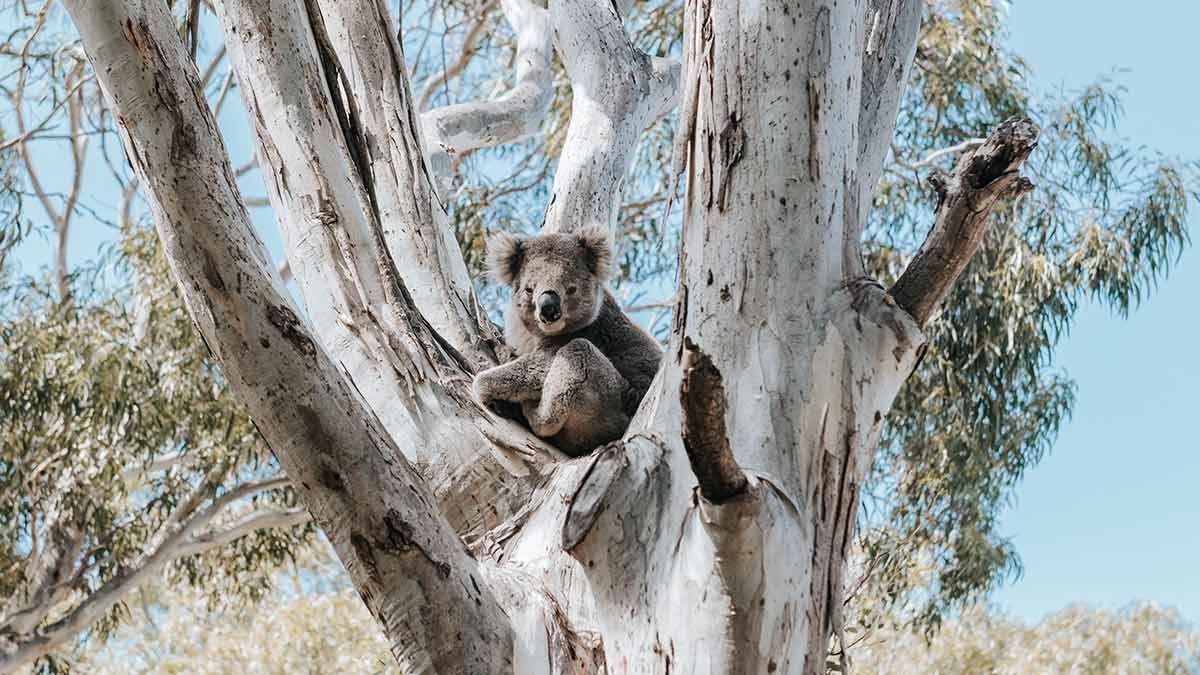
538;291;562;322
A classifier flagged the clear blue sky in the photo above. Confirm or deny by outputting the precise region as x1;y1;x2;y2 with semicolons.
5;1;1197;627
995;0;1200;623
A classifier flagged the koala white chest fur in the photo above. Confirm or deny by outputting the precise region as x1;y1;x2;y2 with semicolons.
472;227;663;456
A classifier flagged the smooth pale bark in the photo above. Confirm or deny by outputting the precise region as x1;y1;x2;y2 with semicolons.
216;0;558;542
58;2;514;671
311;0;503;368
58;0;1040;671
541;0;679;234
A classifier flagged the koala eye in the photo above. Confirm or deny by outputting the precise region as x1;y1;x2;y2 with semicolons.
566;286;578;296
524;286;533;295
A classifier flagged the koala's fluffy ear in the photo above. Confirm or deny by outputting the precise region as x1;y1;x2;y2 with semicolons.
486;231;528;286
576;226;613;281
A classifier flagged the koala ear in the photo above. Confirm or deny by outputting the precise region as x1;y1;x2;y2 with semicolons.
486;231;528;286
576;226;613;281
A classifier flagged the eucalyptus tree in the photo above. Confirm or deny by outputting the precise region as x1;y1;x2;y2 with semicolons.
0;228;311;673
0;0;1189;672
50;0;1039;670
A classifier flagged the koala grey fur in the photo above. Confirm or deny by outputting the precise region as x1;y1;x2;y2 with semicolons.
473;227;663;456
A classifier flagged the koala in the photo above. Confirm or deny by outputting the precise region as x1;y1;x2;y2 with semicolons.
473;227;663;456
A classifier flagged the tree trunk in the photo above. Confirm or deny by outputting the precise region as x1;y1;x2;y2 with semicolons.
62;0;1035;672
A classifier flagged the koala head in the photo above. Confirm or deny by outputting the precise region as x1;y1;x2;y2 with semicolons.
487;227;613;337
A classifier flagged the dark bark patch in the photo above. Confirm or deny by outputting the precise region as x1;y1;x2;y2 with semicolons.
201;249;226;294
382;509;451;578
318;463;345;492
716;113;745;213
381;509;417;552
680;338;747;503
266;303;316;360
296;404;336;457
350;533;382;585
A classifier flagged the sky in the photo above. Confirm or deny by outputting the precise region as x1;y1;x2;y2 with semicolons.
3;0;1197;630
995;0;1200;623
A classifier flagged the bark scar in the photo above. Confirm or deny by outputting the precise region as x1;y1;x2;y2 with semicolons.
679;338;747;502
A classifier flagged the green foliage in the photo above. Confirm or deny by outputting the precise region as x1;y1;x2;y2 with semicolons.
0;228;311;669
0;0;1193;666
857;0;1195;634
79;545;396;674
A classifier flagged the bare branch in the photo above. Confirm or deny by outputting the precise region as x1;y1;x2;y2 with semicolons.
889;118;1039;326
118;452;187;483
56;61;89;303
416;0;496;112
541;0;679;235
211;67;235;115
185;0;201;60
198;43;227;87
893;137;987;172
420;0;554;195
0;76;90;153
175;508;311;558
679;339;747;503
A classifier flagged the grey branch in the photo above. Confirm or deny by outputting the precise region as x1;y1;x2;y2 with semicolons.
889;118;1039;326
679;339;748;503
893;137;988;172
0;474;301;672
542;0;681;234
421;0;554;195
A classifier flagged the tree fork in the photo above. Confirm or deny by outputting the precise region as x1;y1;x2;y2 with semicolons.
59;1;515;670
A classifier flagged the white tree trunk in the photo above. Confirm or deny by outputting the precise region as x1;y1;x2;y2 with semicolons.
61;0;1036;672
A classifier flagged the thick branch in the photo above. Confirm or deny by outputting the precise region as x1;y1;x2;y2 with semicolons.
889;118;1039;326
61;2;514;671
542;0;680;234
312;0;501;369
679;340;746;503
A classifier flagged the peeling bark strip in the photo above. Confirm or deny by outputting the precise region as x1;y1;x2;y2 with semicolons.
680;339;747;503
889;118;1039;326
59;2;515;672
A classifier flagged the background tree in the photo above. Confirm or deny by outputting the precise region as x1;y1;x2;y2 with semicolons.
76;576;1200;675
0;224;312;672
0;0;1191;672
